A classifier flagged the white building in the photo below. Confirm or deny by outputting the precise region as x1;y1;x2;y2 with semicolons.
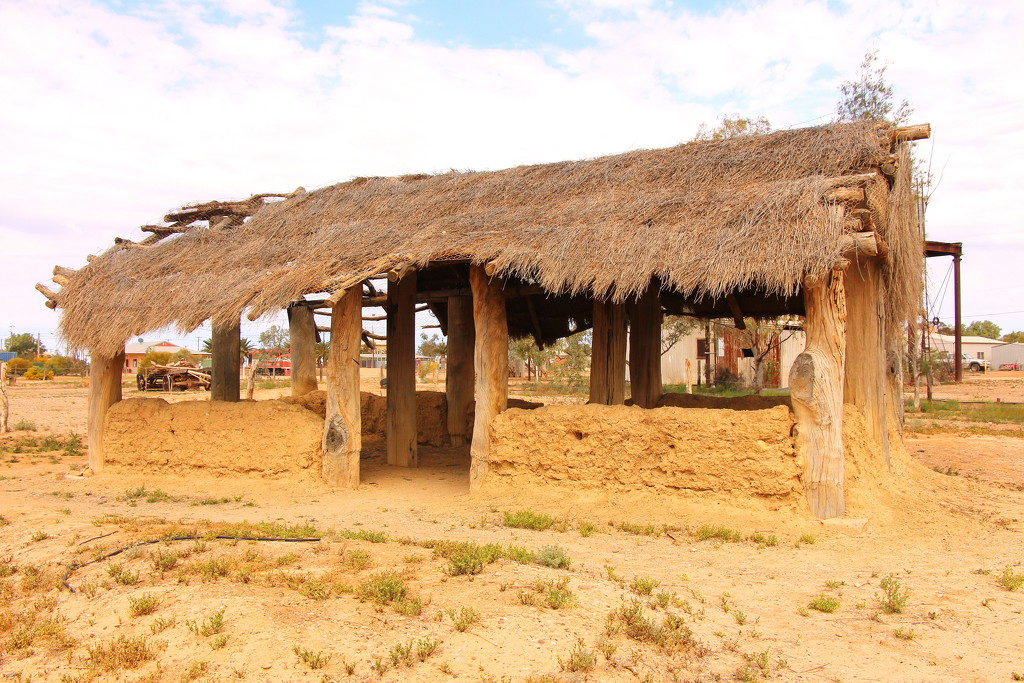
992;343;1024;370
928;333;1001;361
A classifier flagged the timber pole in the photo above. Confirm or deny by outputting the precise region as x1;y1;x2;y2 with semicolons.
386;270;418;467
468;264;508;491
953;252;963;383
0;363;8;434
790;270;847;519
628;284;663;409
590;299;627;404
322;288;361;488
288;304;319;396
211;316;241;402
87;349;125;473
445;295;475;446
843;259;889;465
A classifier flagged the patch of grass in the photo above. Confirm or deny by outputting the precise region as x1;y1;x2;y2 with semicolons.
128;593;161;617
558;638;597;673
578;521;599;537
150;616;176;634
210;634;229;650
181;660;210;681
30;530;49;542
503;509;556;531
998;566;1024;591
798;533;816;545
878;574;909;614
445;543;503;576
748;532;778;547
0;515;9;526
107;563;140;585
630;576;660;595
13;420;37;431
694;525;742;542
605;600;700;654
892;627;916;640
357;571;409;605
186;608;225;637
611;521;660;536
447;606;480;632
338;528;388;543
535;545;570;569
911;399;1024;424
87;634;156;671
342;549;373;571
151;548;179;573
395;596;424;616
808;595;840;613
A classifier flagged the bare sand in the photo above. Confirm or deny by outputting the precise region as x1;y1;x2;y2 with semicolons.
0;377;1022;682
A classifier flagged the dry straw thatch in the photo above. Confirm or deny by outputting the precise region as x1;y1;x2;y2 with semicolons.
49;121;922;355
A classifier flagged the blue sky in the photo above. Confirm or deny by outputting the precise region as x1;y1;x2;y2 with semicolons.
1;0;1022;352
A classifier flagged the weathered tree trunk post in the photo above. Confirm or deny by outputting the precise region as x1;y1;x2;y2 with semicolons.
790;270;847;518
0;362;9;434
844;259;889;466
590;299;627;404
469;264;508;490
87;349;125;472
211;316;241;402
288;304;318;397
322;288;362;488
628;285;663;409
446;295;475;446
386;271;418;467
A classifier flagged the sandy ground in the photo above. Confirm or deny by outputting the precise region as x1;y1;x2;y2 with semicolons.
1;378;1022;682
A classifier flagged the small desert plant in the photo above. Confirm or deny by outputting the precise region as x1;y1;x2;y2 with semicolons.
128;593;161;617
997;566;1024;591
558;638;597;673
30;530;49;542
892;627;916;640
87;635;156;671
749;532;778;547
447;606;480;632
578;522;599;537
107;563;140;585
630;576;660;595
294;645;332;670
808;595;839;613
181;661;210;681
342;549;373;571
186;608;225;637
878;575;909;614
211;634;229;650
503;509;556;531
357;571;408;605
798;533;817;545
395;597;424;616
150;616;176;634
693;525;742;542
535;545;570;569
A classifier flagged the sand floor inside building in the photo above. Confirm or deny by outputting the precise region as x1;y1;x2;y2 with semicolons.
0;377;1022;682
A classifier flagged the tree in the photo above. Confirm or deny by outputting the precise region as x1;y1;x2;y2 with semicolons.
5;333;43;359
138;351;173;370
202;337;254;362
417;333;447;358
963;320;1001;339
662;315;699;355
738;318;794;393
934;321;956;336
508;337;555;382
694;114;771;141
835;49;912;125
5;357;32;376
1000;331;1024;343
259;326;290;354
551;331;592;392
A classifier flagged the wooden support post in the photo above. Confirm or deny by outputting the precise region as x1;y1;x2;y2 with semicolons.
87;349;124;473
790;270;847;519
322;288;362;488
386;270;418;467
446;295;475;446
469;264;508;490
844;259;889;466
210;316;241;402
0;363;9;434
288;304;318;396
590;299;627;404
628;285;663;409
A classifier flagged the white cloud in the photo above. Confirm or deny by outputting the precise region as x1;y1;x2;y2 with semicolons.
1;0;1022;340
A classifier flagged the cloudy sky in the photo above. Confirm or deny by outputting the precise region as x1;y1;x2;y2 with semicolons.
1;0;1021;353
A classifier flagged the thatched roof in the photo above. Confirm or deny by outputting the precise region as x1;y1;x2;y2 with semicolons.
44;120;924;355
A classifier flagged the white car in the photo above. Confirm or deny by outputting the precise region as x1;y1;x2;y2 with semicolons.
962;353;991;372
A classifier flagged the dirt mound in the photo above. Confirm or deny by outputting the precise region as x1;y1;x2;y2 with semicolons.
103;398;322;478
485;404;800;498
656;392;791;410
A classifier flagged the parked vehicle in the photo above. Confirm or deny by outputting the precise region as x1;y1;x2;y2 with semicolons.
962;353;990;373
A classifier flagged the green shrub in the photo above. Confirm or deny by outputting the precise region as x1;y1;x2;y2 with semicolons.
503;509;556;531
535;545;570;569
